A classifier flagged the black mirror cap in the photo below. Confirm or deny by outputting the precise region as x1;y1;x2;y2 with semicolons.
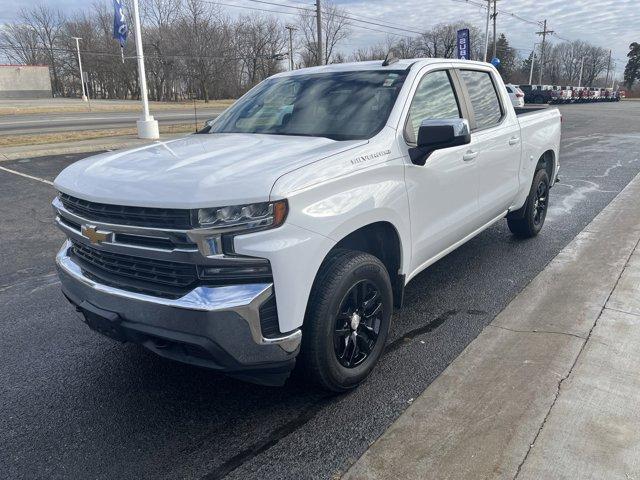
410;118;471;166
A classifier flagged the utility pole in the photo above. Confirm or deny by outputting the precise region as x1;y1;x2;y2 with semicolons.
315;0;323;66
285;25;296;71
536;19;553;85
71;37;88;102
578;57;585;87
483;0;491;62
131;0;159;139
604;49;612;87
491;0;498;60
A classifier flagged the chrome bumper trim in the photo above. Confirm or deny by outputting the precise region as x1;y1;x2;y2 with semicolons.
56;240;301;351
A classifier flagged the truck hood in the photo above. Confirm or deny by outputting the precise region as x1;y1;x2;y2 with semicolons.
54;133;365;208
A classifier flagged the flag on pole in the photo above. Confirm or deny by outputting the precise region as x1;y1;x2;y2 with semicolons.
113;0;128;47
457;28;470;60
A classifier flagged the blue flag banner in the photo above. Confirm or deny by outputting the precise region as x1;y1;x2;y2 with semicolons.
457;28;470;60
113;0;128;47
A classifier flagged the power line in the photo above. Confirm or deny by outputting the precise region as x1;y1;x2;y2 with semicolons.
204;0;424;37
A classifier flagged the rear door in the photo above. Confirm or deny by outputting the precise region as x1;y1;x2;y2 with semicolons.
454;68;521;224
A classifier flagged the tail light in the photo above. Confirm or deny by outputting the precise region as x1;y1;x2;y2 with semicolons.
516;92;524;98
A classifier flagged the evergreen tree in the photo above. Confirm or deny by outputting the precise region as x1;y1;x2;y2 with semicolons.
624;42;640;89
495;33;517;82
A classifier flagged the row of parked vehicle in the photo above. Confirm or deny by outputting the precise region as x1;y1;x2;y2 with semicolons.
506;84;625;105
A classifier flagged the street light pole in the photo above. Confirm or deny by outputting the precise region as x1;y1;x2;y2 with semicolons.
131;0;159;139
578;57;585;88
71;37;87;102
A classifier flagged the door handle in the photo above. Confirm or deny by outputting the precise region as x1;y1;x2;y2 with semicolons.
508;136;520;146
462;150;478;162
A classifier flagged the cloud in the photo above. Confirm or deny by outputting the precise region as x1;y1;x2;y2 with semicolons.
2;0;637;74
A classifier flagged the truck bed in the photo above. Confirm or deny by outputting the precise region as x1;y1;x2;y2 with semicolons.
514;106;551;116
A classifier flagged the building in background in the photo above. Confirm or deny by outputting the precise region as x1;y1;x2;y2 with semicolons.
0;65;52;99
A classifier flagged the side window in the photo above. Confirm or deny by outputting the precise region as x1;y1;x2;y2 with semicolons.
458;70;503;130
506;86;513;93
405;70;461;144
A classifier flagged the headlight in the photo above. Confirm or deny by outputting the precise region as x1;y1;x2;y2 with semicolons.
196;199;288;232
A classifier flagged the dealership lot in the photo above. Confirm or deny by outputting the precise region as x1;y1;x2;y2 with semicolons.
1;102;640;480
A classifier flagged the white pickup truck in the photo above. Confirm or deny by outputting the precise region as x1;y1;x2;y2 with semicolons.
53;59;561;391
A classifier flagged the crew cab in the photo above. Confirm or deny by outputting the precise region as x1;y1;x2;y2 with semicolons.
53;59;561;391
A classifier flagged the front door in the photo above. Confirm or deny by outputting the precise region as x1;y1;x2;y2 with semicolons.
402;69;479;276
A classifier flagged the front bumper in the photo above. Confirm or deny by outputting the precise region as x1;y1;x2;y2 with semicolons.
56;241;301;384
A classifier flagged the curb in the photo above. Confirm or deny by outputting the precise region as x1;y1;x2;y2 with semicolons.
344;171;640;480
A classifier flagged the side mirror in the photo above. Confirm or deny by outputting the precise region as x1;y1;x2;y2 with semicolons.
409;118;471;165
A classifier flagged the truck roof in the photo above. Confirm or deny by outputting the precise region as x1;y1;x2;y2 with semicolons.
273;58;493;78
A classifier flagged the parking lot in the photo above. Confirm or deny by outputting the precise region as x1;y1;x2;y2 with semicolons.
1;101;640;480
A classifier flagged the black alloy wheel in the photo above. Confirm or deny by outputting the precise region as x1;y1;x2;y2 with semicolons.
507;169;550;238
532;179;549;227
300;249;393;392
333;280;383;368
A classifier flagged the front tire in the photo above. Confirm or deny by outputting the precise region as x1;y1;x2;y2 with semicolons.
300;249;393;392
507;169;550;238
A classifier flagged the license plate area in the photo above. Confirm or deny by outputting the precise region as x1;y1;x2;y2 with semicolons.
78;300;127;342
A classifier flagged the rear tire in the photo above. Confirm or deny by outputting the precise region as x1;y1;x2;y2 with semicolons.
507;169;550;238
300;249;393;392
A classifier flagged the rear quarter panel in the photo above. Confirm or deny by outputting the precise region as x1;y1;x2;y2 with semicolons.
511;108;561;210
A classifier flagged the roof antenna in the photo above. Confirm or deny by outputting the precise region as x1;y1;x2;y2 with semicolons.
382;50;399;67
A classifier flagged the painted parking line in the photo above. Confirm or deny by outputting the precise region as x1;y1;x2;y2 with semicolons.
0;165;53;186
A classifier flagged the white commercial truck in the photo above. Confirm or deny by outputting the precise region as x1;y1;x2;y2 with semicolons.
53;59;561;391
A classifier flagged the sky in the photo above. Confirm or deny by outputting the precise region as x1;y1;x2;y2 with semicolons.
2;0;638;78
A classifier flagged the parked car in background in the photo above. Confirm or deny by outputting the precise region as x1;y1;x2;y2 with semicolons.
505;83;525;107
573;87;588;102
519;84;553;104
587;87;601;102
560;86;574;103
52;59;561;391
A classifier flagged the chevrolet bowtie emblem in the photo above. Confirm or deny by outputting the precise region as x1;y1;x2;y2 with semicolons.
81;224;110;245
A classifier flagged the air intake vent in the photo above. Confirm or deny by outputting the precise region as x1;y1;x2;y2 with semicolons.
259;294;280;338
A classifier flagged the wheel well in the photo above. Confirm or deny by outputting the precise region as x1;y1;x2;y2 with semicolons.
333;222;405;308
537;150;555;181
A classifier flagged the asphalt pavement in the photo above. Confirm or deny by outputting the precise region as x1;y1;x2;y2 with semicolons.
1;102;640;480
0;108;224;135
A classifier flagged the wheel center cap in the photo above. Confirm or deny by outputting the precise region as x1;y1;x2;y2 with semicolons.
350;313;361;330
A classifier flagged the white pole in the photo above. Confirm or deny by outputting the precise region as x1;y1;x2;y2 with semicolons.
483;0;490;62
72;37;88;102
131;0;159;139
529;54;535;84
528;43;538;85
578;57;584;88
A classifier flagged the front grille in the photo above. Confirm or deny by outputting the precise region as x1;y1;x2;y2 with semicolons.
60;193;193;230
70;241;198;298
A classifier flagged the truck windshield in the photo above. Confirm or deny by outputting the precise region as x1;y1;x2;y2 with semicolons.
209;70;408;141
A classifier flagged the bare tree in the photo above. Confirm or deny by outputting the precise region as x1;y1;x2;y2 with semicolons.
297;0;350;67
17;4;66;95
0;24;43;65
418;22;482;60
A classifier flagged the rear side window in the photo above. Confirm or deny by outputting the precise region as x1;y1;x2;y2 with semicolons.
405;70;461;144
459;70;503;130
